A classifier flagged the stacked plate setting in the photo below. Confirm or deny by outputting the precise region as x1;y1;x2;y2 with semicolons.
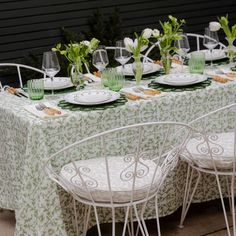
43;77;73;90
155;74;207;86
64;90;120;105
116;63;161;76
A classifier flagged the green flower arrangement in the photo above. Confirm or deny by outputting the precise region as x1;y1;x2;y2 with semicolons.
52;38;100;73
218;15;236;63
124;28;152;84
153;15;186;74
52;38;99;89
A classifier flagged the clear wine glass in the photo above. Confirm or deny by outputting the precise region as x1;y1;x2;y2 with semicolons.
92;46;109;72
174;34;190;72
42;51;60;95
114;40;131;73
203;27;219;68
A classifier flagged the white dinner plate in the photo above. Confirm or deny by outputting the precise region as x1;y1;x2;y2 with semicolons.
154;74;207;86
43;77;74;90
64;90;120;105
188;49;226;61
116;63;161;76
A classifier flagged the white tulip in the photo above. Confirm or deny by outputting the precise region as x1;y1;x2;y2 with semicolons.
81;40;90;46
152;29;160;37
133;39;138;49
142;28;153;39
209;22;221;31
124;37;134;52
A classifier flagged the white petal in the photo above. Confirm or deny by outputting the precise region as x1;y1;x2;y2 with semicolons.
152;29;160;37
133;39;138;49
124;37;134;52
209;22;221;31
142;28;153;39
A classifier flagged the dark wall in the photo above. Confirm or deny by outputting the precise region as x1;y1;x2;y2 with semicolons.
0;0;236;62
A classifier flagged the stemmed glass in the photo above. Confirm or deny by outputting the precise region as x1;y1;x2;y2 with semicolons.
174;34;190;72
203;27;219;68
114;40;131;73
42;51;60;95
92;46;109;72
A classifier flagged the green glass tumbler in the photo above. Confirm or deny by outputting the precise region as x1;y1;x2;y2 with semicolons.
102;68;124;92
27;79;44;100
189;51;205;74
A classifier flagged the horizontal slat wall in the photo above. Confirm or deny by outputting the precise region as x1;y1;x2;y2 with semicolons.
0;0;236;62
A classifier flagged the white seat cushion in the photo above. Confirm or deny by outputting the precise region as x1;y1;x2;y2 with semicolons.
185;132;235;169
60;156;162;203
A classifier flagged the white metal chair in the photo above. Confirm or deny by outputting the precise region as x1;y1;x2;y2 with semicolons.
44;122;191;236
0;63;45;88
186;33;226;51
179;103;236;236
143;33;227;63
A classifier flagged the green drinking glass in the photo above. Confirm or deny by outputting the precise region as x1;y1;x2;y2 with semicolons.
27;79;44;100
189;51;205;74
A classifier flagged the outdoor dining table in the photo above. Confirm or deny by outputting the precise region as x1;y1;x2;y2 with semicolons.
0;66;236;236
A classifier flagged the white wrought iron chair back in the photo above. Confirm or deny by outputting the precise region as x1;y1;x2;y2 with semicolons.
45;122;191;236
0;63;45;88
180;103;236;236
143;33;226;63
186;33;226;51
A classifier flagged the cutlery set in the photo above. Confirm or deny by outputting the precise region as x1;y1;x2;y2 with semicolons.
5;87;28;98
122;87;161;100
35;103;61;116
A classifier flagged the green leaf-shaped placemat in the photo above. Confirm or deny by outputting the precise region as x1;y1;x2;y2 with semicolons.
148;78;212;92
58;95;128;112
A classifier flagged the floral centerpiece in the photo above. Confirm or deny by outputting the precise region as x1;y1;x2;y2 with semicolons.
124;29;152;84
52;38;99;89
152;15;186;74
218;16;236;64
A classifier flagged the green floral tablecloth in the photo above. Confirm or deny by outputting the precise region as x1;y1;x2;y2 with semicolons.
0;78;236;236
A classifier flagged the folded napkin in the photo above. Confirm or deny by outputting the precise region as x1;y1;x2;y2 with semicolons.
206;70;235;82
24;102;68;119
219;68;236;78
121;86;163;100
84;73;101;84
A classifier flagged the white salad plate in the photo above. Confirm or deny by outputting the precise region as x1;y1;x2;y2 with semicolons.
43;77;74;90
188;49;226;61
64;90;120;105
116;63;161;76
155;74;207;86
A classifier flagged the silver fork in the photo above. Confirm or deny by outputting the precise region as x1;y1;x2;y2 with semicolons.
35;103;45;111
132;88;152;99
36;103;61;114
35;103;51;111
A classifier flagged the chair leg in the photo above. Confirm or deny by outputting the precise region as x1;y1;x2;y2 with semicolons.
179;165;201;228
122;206;130;236
225;176;233;215
215;174;231;236
112;207;116;236
93;206;102;236
83;205;91;236
230;175;235;236
72;197;79;236
155;195;161;236
140;202;149;236
129;207;135;236
133;205;146;236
